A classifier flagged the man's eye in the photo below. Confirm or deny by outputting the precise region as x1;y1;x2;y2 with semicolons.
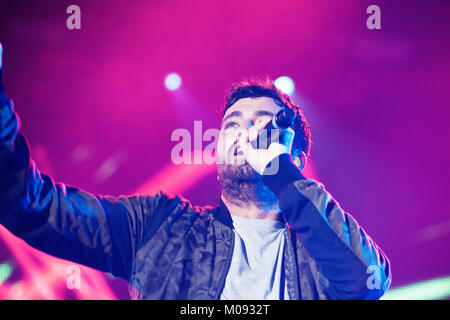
224;121;239;129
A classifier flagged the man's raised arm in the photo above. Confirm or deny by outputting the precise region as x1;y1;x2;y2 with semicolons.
0;44;158;280
262;154;391;299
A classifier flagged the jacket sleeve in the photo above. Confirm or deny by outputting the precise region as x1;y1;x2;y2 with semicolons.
0;93;161;280
263;154;391;299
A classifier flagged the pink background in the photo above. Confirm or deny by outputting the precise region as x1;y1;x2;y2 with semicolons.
0;0;449;299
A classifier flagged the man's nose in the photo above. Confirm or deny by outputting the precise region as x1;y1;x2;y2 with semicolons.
236;120;253;136
234;121;251;143
246;120;260;142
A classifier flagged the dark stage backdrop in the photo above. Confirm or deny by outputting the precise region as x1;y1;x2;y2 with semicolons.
0;0;448;299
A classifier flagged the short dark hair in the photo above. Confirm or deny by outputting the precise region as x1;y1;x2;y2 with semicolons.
222;76;312;158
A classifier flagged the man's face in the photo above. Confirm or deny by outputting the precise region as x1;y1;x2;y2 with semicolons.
216;96;283;209
216;97;283;166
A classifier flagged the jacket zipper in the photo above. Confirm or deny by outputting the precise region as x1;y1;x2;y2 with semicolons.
285;228;301;300
214;229;235;300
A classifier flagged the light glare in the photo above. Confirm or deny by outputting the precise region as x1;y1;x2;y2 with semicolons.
165;73;182;91
274;76;295;95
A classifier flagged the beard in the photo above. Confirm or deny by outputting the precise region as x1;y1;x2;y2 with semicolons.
217;162;279;212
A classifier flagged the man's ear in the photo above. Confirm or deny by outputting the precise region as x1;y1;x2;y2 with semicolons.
293;151;307;171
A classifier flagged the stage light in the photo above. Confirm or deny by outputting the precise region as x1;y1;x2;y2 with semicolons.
0;262;12;285
165;73;182;91
274;76;295;95
382;275;450;300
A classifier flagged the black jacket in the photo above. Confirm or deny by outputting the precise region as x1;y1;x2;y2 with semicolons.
0;95;391;299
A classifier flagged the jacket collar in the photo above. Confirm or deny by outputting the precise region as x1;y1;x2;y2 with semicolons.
212;198;234;229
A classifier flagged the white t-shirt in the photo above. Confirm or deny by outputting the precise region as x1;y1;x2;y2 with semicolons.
220;214;291;300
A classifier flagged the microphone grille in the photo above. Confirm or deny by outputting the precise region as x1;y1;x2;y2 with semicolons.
275;108;296;128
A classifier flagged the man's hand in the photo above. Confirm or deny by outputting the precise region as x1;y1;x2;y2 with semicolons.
238;124;295;175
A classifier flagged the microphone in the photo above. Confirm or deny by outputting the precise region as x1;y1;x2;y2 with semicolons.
250;108;296;149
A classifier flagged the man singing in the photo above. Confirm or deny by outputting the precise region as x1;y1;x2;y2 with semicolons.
0;43;390;300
